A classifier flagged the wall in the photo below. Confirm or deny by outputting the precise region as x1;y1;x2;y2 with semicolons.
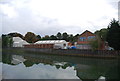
9;47;120;58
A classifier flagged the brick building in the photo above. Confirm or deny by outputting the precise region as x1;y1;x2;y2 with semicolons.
76;30;96;49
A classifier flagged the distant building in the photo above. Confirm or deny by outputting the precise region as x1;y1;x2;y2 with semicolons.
13;37;29;47
24;40;68;49
76;30;96;49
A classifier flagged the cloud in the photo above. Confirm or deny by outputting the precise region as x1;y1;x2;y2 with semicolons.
0;0;118;36
3;63;79;79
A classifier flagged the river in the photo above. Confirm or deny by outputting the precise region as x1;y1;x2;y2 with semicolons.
1;50;120;81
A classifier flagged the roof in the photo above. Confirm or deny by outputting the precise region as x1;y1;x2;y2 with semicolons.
13;37;29;44
79;30;95;37
35;40;67;44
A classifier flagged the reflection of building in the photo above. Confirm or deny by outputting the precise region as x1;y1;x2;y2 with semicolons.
11;55;26;65
77;30;96;49
13;37;29;47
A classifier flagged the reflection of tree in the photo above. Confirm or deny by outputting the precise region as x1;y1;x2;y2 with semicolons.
2;50;119;80
2;53;12;65
61;63;72;69
24;55;73;69
55;65;60;69
75;61;118;80
23;60;35;67
105;64;120;80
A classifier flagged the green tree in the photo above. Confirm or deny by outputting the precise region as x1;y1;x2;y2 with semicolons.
50;35;57;40
56;32;62;40
36;35;41;40
62;32;69;41
41;35;50;40
24;32;37;43
8;32;24;39
73;34;79;42
95;28;108;41
2;35;13;48
68;34;74;43
89;39;99;50
106;19;120;50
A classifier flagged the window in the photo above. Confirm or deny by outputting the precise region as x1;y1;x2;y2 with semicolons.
79;37;86;41
88;36;95;41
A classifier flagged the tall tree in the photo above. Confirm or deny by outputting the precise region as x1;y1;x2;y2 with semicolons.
50;35;57;40
36;35;41;40
2;35;13;48
73;34;79;42
95;28;108;41
68;34;74;43
62;32;69;41
56;32;62;40
106;19;120;50
8;32;24;39
24;32;37;43
41;35;50;40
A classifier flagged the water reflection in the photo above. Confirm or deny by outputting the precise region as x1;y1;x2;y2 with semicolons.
2;51;120;80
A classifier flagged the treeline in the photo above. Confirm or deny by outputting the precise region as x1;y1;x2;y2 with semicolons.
90;19;120;50
1;32;80;48
2;32;79;47
1;19;120;50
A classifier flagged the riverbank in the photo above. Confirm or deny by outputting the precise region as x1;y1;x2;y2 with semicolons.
3;48;120;59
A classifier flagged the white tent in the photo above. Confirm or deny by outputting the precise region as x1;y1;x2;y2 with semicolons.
35;40;68;49
13;37;29;47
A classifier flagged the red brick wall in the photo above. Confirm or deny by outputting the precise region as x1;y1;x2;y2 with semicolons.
77;30;96;44
24;44;54;49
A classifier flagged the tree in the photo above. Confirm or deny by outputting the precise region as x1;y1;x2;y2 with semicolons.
106;19;120;50
68;34;74;43
41;35;50;40
73;34;79;42
2;35;13;48
89;39;99;50
36;35;41;40
8;32;24;39
24;32;37;43
50;35;57;40
62;32;69;41
95;28;108;41
56;32;62;40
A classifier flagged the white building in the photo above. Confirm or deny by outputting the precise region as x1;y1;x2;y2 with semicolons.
35;40;68;49
13;37;29;47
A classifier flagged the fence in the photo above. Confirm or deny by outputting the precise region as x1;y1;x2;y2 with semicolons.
5;47;120;58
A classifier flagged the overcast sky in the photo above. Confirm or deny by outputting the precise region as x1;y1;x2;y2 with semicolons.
0;0;119;36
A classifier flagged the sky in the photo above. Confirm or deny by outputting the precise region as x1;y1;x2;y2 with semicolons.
0;0;119;36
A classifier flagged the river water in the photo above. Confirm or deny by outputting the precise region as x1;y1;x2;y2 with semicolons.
1;50;120;81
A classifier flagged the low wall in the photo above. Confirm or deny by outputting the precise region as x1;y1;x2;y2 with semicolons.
5;47;120;58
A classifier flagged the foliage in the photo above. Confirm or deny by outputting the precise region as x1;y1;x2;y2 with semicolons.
50;35;57;40
2;35;13;48
94;28;108;41
41;35;50;40
68;34;74;43
56;32;62;40
106;19;120;50
24;32;38;43
62;32;69;41
89;39;99;50
41;32;79;43
36;35;41;40
8;32;24;39
3;31;80;44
